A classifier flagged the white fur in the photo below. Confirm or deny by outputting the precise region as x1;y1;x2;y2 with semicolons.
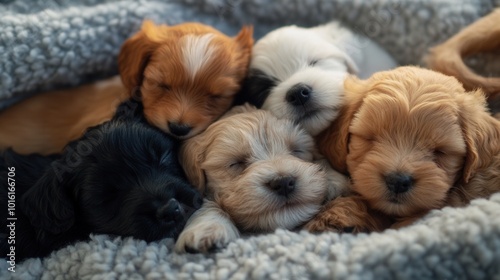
182;34;216;79
175;200;239;253
262;68;347;136
250;22;397;136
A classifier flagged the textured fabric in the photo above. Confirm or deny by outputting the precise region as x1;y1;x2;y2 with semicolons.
1;194;500;279
1;1;500;279
1;0;499;109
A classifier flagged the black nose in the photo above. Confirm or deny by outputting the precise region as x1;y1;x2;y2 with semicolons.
385;172;413;194
168;122;192;137
285;83;312;106
157;198;184;222
268;176;296;197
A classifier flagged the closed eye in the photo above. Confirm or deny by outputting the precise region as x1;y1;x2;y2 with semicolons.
158;83;171;91
433;149;446;158
309;59;319;66
229;158;249;170
290;148;312;161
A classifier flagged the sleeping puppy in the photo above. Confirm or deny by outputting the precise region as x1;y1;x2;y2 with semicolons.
0;100;202;261
306;66;500;233
174;104;347;253
0;20;253;154
234;22;397;136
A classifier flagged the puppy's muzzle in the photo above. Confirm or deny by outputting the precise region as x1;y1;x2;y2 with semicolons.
286;83;312;106
385;172;414;194
168;122;192;137
267;176;296;197
157;198;185;223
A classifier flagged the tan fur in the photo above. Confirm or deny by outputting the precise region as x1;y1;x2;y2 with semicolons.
425;8;500;100
308;66;500;232
0;77;128;155
119;20;254;139
176;105;347;252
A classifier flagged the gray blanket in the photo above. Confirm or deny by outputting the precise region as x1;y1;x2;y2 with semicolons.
1;0;500;279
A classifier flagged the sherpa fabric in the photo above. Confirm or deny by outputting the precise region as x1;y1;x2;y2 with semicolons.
1;193;500;279
1;0;500;279
1;0;500;110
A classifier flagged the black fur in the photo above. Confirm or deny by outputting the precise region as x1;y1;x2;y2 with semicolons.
0;99;202;261
233;69;278;107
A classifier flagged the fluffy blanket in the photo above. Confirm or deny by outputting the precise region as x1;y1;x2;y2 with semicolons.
1;0;500;279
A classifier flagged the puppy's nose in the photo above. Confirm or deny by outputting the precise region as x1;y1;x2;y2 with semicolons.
286;83;312;106
168;122;192;137
385;172;413;194
157;198;184;222
268;176;296;197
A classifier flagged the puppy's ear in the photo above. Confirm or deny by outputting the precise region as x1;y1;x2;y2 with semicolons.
118;20;161;94
179;134;209;193
20;162;75;234
233;26;254;80
234;25;254;52
457;89;500;182
316;75;366;174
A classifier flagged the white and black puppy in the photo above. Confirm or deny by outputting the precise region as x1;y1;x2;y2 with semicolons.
234;22;397;136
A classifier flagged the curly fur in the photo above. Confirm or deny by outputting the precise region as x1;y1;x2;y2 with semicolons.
307;66;500;232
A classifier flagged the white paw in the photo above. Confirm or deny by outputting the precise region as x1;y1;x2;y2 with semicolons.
175;222;237;253
174;200;239;253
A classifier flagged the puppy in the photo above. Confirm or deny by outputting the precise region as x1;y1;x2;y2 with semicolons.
174;105;345;253
0;100;202;261
119;20;253;139
306;66;500;232
0;20;253;155
425;8;500;100
234;22;397;136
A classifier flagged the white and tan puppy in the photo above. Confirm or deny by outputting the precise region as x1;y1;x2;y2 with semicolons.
234;22;397;136
175;104;347;253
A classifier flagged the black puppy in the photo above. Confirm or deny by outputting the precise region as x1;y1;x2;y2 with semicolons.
0;99;202;261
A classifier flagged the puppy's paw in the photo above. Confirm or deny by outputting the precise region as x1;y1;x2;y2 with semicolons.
304;196;388;233
175;219;239;253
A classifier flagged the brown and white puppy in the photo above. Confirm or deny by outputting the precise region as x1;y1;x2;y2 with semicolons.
0;21;253;154
175;104;347;253
307;66;500;233
119;20;253;139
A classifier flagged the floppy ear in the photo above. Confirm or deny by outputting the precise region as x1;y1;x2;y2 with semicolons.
232;25;254;79
118;20;161;94
316;76;366;174
457;89;500;182
20;161;75;234
179;134;209;193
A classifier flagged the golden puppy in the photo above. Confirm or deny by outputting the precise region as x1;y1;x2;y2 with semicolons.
175;104;347;253
425;8;500;100
0;20;253;154
307;66;500;232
